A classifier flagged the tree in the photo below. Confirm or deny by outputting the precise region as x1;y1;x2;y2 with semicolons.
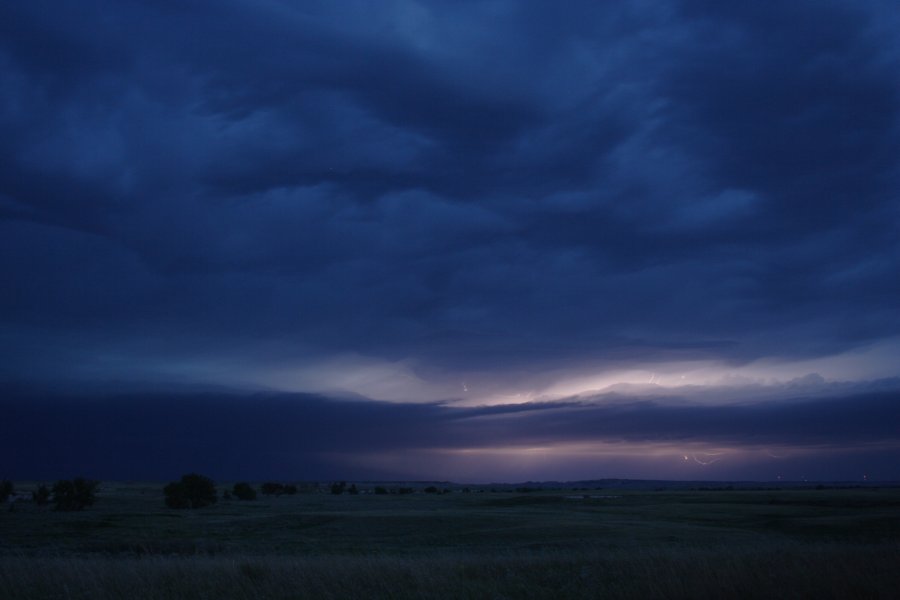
32;484;50;506
330;481;346;495
164;473;217;509
261;482;285;496
260;482;298;496
0;480;12;503
348;484;359;495
52;478;99;511
233;482;257;501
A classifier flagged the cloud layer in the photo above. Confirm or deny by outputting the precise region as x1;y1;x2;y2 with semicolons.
3;385;898;482
2;0;900;485
2;1;899;395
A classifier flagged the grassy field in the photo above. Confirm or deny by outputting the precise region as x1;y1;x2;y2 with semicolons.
2;483;899;598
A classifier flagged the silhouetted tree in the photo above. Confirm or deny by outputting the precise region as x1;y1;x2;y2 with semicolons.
52;478;99;511
0;480;12;503
424;486;439;494
32;484;50;506
348;484;359;495
374;486;388;495
330;481;346;495
259;482;299;496
261;482;285;496
164;473;217;509
233;482;257;500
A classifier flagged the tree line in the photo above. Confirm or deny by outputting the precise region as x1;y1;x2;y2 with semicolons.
2;476;455;512
2;478;98;511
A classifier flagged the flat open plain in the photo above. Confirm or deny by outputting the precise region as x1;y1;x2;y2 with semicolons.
2;483;899;598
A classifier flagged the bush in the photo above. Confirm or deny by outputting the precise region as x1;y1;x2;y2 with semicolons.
260;482;299;496
232;482;256;501
261;482;285;496
164;473;217;509
52;478;99;511
0;480;12;503
32;484;50;506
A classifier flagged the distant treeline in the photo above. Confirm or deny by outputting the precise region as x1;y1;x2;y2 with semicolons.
6;476;897;513
2;475;478;512
2;478;98;511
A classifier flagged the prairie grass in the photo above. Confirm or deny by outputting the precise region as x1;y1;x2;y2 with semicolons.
2;542;898;599
2;485;898;598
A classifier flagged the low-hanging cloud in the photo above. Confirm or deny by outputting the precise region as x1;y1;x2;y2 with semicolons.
2;384;898;481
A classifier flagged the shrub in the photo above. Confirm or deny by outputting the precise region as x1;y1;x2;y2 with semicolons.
52;478;99;511
233;482;256;501
0;480;12;503
261;482;285;496
164;473;217;509
32;484;50;506
260;482;298;496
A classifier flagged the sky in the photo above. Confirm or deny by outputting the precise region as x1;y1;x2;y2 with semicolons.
2;0;899;482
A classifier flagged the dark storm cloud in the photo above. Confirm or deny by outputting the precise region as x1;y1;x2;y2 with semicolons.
1;0;899;385
2;386;899;481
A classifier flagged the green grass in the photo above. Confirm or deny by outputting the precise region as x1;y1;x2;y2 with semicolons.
2;484;899;598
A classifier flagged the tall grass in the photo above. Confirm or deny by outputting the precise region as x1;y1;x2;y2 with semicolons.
2;542;898;599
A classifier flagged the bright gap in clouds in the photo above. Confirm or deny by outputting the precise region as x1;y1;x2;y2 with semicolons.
325;441;892;483
257;338;900;406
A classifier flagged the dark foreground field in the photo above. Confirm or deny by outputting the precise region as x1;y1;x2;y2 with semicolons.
2;483;899;599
